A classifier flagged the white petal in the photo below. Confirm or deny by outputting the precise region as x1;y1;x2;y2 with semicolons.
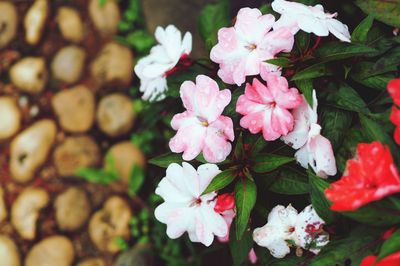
326;18;351;42
196;164;221;194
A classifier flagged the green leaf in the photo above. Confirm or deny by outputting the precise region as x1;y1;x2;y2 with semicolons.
223;87;243;120
291;64;333;81
335;128;368;172
98;0;106;7
296;31;310;53
234;133;244;160
314;42;377;63
295;79;313;106
269;168;309;195
355;0;400;28
324;83;369;113
363;46;400;77
351;15;374;43
352;62;395;90
341;197;400;226
308;170;337;223
235;176;257;239
149;153;183;168
202;168;239;195
265;57;293;68
309;226;382;266
378;229;400;260
251;154;294;173
128;165;145;196
76;153;120;184
360;114;400;163
198;0;230;50
229;220;254;266
122;30;155;53
320;107;353;150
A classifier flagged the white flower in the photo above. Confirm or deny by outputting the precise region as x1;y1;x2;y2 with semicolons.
253;204;298;258
134;25;192;101
271;0;351;42
253;204;328;259
281;90;337;177
154;162;228;246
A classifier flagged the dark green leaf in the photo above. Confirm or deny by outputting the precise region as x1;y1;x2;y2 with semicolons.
295;79;313;106
352;61;395;90
309;226;382;266
335;127;368;172
198;0;230;50
352;15;374;43
202;168;239;195
363;46;400;77
235;176;257;239
265;57;293;68
128;165;145;196
320;107;353;150
234;134;244;160
378;229;400;260
308;170;337;223
291;64;333;81
229;220;253;266
149;153;183;168
315;42;377;63
324;83;368;113
269;168;309;195
341;198;400;226
296;31;310;53
252;154;294;173
360;114;400;163
223;87;243;120
355;0;400;28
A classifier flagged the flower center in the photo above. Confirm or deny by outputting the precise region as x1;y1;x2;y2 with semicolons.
190;197;202;207
288;226;295;233
197;116;209;127
245;43;257;51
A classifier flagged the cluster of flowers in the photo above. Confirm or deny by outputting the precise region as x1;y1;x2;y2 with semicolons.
135;0;400;262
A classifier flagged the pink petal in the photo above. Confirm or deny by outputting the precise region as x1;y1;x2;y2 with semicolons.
169;123;206;161
203;117;234;163
271;106;294;136
239;110;265;134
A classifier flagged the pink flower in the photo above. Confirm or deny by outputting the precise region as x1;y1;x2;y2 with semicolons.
272;0;351;42
281;91;337;177
210;7;295;86
154;162;228;246
236;75;303;141
169;75;234;163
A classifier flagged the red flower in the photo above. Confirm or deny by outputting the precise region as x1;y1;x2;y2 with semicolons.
388;79;400;145
324;142;400;211
390;106;400;145
214;193;235;213
388;79;400;106
360;251;400;266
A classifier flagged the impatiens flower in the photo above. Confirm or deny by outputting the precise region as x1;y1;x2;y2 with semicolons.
154;162;228;246
272;0;351;42
236;75;302;141
253;204;328;258
134;25;192;101
360;251;400;266
388;79;400;145
281;90;337;177
325;142;400;211
388;79;400;106
210;7;295;86
169;75;234;163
